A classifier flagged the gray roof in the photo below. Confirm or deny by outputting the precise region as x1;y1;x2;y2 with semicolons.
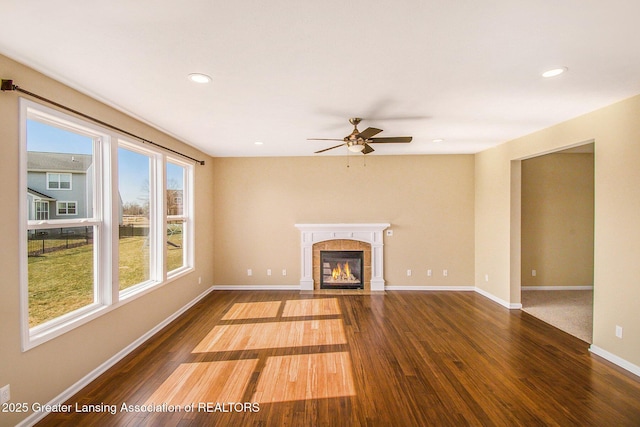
27;152;92;172
27;187;56;200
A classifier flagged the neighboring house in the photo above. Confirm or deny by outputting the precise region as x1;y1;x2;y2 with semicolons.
26;152;93;221
166;189;183;216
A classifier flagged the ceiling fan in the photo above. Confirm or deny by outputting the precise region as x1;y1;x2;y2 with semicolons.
308;118;412;154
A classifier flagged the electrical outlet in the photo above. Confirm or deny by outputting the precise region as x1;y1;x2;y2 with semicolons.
616;325;623;338
267;269;272;276
427;269;432;277
407;269;412;276
198;276;202;284
247;269;252;276
0;384;10;404
485;274;489;282
443;269;448;277
532;269;537;277
282;269;287;276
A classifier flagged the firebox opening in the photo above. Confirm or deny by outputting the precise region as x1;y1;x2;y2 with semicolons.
320;250;364;290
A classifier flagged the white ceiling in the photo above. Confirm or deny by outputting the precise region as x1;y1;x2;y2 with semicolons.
1;1;640;157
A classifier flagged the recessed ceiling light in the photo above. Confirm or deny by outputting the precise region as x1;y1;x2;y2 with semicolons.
254;141;264;145
188;73;212;84
432;139;444;143
542;67;568;78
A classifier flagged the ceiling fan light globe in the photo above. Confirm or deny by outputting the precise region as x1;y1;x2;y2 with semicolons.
348;144;365;153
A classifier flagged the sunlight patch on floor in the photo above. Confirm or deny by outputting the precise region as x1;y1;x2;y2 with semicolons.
252;351;356;403
145;359;258;405
222;301;282;320
193;319;347;353
282;298;341;317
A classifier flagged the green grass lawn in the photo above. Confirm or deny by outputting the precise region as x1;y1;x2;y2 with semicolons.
28;244;95;327
28;235;184;327
119;236;151;291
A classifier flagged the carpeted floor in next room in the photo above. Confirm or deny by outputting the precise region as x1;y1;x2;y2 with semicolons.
521;290;593;343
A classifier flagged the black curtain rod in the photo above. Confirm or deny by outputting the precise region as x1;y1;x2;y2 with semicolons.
1;79;205;165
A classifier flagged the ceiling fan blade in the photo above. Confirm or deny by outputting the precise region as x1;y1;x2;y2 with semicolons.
358;127;383;139
314;143;346;154
307;138;344;141
362;143;375;154
368;136;413;143
364;115;431;122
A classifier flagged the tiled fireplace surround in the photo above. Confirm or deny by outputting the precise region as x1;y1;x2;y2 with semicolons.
315;240;370;290
295;224;389;292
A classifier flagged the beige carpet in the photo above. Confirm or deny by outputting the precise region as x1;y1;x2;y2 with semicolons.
521;290;593;343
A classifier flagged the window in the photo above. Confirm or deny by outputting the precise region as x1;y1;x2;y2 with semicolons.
20;99;195;349
23;102;100;340
57;201;77;215
166;160;192;274
47;173;71;190
34;200;49;220
118;144;153;293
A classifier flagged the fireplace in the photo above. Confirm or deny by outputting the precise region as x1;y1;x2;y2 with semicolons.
320;251;364;289
295;223;390;292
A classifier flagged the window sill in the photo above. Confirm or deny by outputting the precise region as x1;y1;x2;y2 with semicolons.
24;303;111;351
23;267;195;352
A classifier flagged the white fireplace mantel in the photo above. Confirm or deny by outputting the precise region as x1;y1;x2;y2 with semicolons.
294;223;390;291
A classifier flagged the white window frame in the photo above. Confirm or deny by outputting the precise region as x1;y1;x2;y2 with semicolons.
56;200;78;215
46;172;72;190
166;158;194;278
20;99;111;350
117;140;163;299
19;98;195;351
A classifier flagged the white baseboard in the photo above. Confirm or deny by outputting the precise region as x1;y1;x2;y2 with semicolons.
383;285;522;309
385;285;474;291
212;285;301;291
522;286;594;291
17;285;216;427
589;345;640;378
474;287;522;309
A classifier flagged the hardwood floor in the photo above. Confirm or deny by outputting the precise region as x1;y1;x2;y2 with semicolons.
36;291;640;426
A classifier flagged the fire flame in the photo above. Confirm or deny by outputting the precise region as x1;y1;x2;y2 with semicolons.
332;262;351;280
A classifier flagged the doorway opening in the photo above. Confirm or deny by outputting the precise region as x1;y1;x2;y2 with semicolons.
519;142;594;342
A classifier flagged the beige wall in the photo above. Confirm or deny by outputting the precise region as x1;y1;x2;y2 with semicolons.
521;153;594;287
0;54;215;426
211;155;475;287
475;94;640;367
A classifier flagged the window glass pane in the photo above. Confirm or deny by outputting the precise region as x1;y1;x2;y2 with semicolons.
34;201;49;220
47;174;59;189
167;220;184;271
167;161;186;273
27;119;94;220
27;226;95;327
167;162;184;216
118;147;151;290
60;175;71;189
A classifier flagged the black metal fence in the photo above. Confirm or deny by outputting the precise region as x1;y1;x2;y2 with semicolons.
28;227;93;257
27;226;152;256
119;224;149;238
